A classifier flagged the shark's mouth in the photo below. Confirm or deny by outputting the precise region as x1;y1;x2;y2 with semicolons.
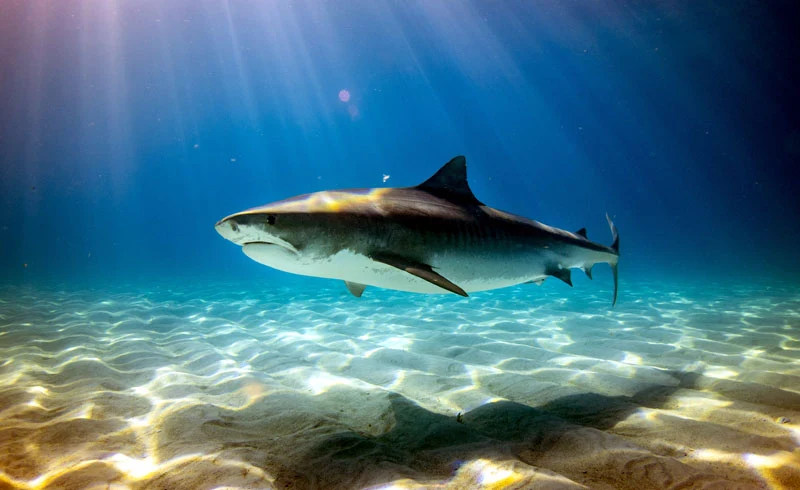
241;241;302;269
242;240;300;255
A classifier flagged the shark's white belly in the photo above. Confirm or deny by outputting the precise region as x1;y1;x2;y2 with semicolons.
242;244;541;294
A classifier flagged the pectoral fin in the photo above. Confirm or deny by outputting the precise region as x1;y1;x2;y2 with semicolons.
546;265;573;287
370;253;468;297
344;281;367;298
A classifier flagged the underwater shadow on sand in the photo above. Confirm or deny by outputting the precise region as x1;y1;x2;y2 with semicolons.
2;283;800;489
237;371;766;490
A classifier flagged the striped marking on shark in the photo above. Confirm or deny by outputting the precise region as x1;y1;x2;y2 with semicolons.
215;156;620;304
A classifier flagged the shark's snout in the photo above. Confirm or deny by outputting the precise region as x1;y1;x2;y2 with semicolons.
215;217;241;243
215;214;294;251
216;215;238;227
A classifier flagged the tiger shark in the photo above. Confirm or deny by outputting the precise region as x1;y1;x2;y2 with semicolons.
215;156;620;305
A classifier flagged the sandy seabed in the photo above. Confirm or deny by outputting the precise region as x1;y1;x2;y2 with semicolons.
0;279;798;490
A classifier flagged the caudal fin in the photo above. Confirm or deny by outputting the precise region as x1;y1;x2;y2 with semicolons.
606;213;620;307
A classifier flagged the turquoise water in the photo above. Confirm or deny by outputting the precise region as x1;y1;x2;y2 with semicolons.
1;280;798;488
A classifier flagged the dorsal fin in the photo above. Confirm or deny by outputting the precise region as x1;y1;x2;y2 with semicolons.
416;156;483;205
575;228;587;238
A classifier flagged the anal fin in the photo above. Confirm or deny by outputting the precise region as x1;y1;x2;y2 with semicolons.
370;253;468;297
344;281;367;298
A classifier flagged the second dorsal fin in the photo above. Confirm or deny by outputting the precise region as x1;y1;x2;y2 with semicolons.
416;156;483;205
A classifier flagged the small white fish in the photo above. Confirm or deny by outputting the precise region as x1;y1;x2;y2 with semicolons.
382;174;390;183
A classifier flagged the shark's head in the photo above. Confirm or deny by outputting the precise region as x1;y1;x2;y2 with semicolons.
215;189;382;271
215;197;311;270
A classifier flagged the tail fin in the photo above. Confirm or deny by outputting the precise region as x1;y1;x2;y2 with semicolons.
606;213;620;306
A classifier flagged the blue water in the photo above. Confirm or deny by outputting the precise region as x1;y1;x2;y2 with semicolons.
1;0;798;287
1;2;799;489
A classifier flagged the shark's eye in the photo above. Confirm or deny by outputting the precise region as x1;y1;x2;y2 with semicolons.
266;215;277;225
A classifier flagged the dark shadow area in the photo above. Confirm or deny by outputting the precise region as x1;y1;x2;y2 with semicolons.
148;367;798;489
271;368;800;489
276;371;724;489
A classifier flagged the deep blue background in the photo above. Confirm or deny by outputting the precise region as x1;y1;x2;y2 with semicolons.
1;1;798;289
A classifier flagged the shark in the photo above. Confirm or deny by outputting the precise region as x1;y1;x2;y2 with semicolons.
215;156;620;304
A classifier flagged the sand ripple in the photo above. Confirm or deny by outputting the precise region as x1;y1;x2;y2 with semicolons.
0;280;798;489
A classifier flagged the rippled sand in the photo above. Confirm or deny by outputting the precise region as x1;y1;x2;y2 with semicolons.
1;280;798;489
